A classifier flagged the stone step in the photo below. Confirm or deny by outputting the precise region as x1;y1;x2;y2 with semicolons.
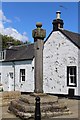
19;94;58;105
9;99;69;113
9;106;72;119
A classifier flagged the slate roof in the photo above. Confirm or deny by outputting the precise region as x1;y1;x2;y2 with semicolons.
59;29;80;48
2;29;80;62
5;43;34;61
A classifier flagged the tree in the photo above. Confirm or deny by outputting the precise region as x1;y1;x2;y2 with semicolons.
0;34;31;49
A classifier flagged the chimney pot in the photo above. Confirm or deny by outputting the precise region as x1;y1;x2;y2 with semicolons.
56;11;61;19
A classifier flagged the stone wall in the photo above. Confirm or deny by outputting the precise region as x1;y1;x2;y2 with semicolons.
0;91;21;106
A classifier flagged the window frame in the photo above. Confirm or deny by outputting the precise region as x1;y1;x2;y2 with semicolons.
0;51;5;60
20;69;25;82
67;66;77;87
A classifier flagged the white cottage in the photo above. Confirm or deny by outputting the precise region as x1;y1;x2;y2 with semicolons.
0;44;35;92
43;11;80;97
43;29;80;97
0;11;80;97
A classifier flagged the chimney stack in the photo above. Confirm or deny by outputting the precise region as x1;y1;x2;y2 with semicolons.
52;11;64;31
7;42;13;48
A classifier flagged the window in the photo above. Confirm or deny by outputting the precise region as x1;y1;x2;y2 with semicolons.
67;66;77;87
20;69;25;82
0;51;5;60
9;73;13;79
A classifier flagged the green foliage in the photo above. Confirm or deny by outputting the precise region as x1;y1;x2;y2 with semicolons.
0;34;31;49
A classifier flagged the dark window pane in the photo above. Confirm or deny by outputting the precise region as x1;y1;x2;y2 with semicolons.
20;69;25;82
22;76;25;81
70;67;73;75
70;76;74;83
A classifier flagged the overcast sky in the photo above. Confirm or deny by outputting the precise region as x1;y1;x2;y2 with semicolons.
0;2;79;43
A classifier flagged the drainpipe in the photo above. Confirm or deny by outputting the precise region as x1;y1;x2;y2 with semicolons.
12;61;15;91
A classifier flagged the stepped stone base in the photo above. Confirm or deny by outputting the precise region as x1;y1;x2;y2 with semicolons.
8;93;72;119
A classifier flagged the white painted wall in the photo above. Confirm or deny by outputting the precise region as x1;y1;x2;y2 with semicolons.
0;62;2;85
43;31;79;96
1;62;14;91
14;60;34;92
0;59;34;92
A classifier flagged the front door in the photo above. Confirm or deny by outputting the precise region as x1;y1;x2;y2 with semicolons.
9;72;14;91
68;89;75;97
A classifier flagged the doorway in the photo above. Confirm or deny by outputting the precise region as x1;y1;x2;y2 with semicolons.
9;72;14;91
68;88;75;97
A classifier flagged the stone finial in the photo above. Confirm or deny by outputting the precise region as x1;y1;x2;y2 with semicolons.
36;22;42;28
32;22;46;40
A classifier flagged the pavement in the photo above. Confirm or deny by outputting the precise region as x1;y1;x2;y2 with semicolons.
0;97;80;120
54;97;80;119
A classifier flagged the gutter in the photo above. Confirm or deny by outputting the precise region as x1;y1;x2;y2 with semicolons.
2;58;33;62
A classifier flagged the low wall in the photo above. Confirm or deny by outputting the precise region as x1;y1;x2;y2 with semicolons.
0;91;21;106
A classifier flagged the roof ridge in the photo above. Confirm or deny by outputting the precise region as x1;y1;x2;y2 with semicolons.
8;43;34;49
60;29;80;35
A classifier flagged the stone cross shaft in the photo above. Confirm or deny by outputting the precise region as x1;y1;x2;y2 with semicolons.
32;22;46;93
